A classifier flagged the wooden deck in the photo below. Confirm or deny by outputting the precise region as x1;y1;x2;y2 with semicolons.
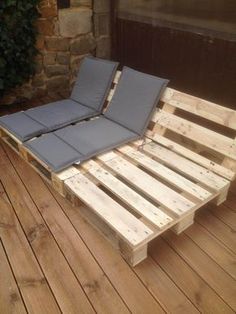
0;140;235;313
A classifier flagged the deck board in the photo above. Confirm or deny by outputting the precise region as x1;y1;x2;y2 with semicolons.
0;141;235;313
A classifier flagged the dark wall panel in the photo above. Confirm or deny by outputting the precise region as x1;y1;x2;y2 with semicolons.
112;18;236;108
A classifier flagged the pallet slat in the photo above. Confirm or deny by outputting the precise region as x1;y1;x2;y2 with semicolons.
154;109;236;160
162;88;236;131
82;160;173;229
142;141;229;191
147;134;235;181
65;172;153;247
98;152;196;217
118;145;212;201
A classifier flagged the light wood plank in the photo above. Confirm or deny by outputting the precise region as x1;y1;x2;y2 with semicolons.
161;88;236;130
154;109;236;160
98;152;196;216
0;240;27;314
148;134;235;181
82;160;173;229
118;145;212;201
142;141;229;191
65;172;153;246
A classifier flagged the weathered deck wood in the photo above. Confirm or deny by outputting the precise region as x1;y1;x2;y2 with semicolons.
1;141;235;313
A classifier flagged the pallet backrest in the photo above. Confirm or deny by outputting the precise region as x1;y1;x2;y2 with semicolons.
147;87;236;180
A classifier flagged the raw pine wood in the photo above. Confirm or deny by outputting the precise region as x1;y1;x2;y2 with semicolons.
148;134;235;181
1;84;236;267
162;88;236;130
154;109;236;160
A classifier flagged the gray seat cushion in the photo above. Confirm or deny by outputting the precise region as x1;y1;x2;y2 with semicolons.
71;56;119;112
25;117;137;172
25;99;95;132
105;66;168;135
24;67;169;172
55;117;138;159
0;112;47;142
0;57;118;142
25;133;82;171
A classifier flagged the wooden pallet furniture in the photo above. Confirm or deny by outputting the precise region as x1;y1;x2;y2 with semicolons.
1;71;236;266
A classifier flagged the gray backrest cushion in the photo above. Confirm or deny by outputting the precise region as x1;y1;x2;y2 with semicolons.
70;56;118;112
105;67;169;135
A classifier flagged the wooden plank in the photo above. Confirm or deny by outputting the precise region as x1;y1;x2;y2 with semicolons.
82;160;173;229
0;239;27;314
6;146;130;314
49;185;166;314
142;141;229;191
134;258;199;314
161;88;236;130
185;223;236;280
150;238;234;314
118;145;212;201
0;144;95;314
154;109;236;160
196;210;236;254
147;134;235;181
0;195;60;314
98;152;197;217
65;172;153;246
209;204;236;230
163;231;236;311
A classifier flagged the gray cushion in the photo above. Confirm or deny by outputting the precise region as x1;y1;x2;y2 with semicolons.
105;66;169;135
0;57;118;142
25;99;95;131
55;117;138;159
71;56;119;111
25;133;82;172
0;112;47;142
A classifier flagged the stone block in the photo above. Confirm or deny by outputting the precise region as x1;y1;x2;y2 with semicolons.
71;0;92;7
36;18;55;36
46;76;70;91
44;52;57;65
96;37;110;59
36;35;45;50
45;65;69;77
32;74;46;87
70;33;96;55
93;0;110;13
57;52;70;65
45;37;70;51
59;7;92;38
94;13;110;37
39;4;57;18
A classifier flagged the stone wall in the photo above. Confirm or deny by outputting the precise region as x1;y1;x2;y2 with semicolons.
1;0;111;105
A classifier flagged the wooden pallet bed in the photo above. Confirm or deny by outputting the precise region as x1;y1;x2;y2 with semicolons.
1;71;236;266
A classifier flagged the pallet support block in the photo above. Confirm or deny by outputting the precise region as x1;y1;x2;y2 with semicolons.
212;185;230;206
172;212;195;235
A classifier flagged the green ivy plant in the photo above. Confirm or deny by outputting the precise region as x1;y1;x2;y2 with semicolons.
0;0;40;98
